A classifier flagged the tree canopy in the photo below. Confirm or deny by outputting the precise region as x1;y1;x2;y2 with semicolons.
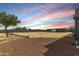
0;12;20;37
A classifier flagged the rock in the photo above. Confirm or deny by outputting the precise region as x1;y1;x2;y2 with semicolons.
26;36;29;38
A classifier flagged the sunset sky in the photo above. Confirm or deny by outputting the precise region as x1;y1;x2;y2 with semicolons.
0;3;79;29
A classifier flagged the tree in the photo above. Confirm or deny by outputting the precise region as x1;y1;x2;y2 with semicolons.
0;12;20;37
23;27;27;30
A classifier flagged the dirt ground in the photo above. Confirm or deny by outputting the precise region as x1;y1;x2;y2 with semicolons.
0;36;56;56
0;32;78;56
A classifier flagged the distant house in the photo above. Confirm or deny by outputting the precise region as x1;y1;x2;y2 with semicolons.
46;29;56;32
46;28;71;32
56;28;68;32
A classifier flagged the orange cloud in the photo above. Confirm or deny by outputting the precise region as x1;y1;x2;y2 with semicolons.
44;23;73;29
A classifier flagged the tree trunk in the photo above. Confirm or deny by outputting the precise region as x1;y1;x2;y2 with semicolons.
12;26;15;32
5;26;8;37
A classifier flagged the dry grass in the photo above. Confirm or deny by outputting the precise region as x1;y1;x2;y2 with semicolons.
12;32;72;39
0;32;72;42
0;33;16;42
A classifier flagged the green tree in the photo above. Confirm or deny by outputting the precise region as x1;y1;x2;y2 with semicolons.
0;12;20;37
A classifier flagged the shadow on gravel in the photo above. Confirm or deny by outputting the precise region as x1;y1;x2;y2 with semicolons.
43;34;79;56
10;34;29;38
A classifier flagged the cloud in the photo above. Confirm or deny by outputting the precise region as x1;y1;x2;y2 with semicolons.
31;23;73;29
44;24;73;29
21;9;75;25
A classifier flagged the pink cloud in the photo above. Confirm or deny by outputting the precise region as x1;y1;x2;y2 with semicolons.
22;9;75;24
31;23;73;29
